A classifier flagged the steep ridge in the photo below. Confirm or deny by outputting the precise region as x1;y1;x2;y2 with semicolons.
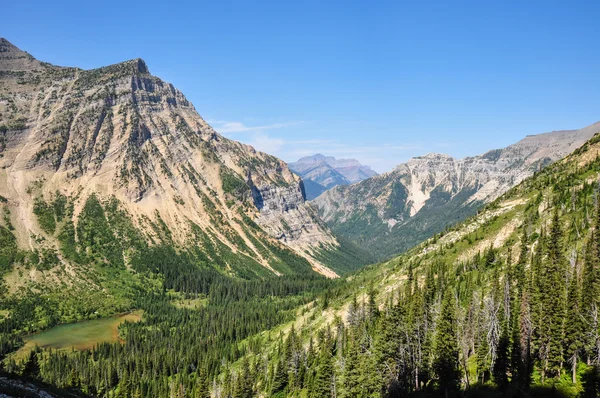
0;38;353;284
313;123;599;261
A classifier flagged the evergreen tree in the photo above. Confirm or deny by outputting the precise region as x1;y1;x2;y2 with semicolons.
565;270;584;383
115;369;132;398
21;348;41;379
312;340;334;398
544;210;567;378
234;358;254;398
434;291;460;398
493;327;510;390
272;357;288;395
582;230;600;364
195;367;210;398
342;336;361;397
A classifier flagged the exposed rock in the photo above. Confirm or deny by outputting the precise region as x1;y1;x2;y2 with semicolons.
314;122;600;261
0;38;339;278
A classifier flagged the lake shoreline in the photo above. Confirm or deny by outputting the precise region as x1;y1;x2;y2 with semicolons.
11;310;143;360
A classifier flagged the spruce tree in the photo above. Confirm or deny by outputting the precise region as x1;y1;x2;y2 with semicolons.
272;357;288;395
234;358;254;398
544;210;567;378
115;369;132;398
22;348;40;379
195;367;210;398
493;327;510;390
312;340;334;398
565;270;584;383
582;231;600;363
434;290;460;398
342;336;361;397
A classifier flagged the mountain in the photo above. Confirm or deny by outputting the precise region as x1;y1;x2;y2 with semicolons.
314;123;599;261
288;154;377;199
217;131;600;397
0;36;380;305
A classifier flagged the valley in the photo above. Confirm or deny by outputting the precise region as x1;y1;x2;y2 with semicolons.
1;32;600;398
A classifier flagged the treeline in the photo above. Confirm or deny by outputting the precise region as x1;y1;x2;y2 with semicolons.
216;206;600;397
213;150;600;397
2;275;334;397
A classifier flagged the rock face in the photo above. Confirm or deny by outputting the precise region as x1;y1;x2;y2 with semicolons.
313;123;600;261
288;154;377;199
0;38;342;278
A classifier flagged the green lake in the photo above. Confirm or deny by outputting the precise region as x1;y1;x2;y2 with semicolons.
18;311;142;356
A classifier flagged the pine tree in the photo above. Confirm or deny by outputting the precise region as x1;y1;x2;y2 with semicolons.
312;340;334;398
342;336;361;397
195;367;210;398
517;290;532;391
493;326;510;390
22;348;40;378
544;210;567;378
565;269;584;383
530;228;546;367
272;357;288;395
434;290;460;398
582;231;600;364
375;302;404;394
115;369;132;398
234;358;254;398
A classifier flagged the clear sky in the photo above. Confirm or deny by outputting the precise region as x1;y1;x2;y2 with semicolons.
4;1;600;172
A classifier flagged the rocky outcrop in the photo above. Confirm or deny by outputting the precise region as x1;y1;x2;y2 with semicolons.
0;38;339;277
314;122;600;261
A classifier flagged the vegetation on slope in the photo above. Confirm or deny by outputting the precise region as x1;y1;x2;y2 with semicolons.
209;133;600;397
3;129;600;397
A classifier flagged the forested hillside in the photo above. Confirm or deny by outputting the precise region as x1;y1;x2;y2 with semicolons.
4;131;600;397
211;133;600;397
314;124;599;262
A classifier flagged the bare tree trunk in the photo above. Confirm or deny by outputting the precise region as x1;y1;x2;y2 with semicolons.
415;366;419;391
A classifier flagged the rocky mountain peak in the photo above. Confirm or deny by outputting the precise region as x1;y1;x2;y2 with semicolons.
0;42;347;279
0;38;20;52
297;153;329;163
0;38;40;71
121;58;149;74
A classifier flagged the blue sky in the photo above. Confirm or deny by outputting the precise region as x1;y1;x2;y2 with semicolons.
4;1;600;172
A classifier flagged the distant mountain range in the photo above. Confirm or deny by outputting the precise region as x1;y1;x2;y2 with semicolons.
288;154;377;199
313;122;600;261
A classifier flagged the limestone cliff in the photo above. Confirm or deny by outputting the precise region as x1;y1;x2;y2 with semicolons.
313;122;600;260
0;38;341;279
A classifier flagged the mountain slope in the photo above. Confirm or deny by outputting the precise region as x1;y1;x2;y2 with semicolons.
218;132;600;397
314;123;599;261
0;36;362;295
289;154;377;199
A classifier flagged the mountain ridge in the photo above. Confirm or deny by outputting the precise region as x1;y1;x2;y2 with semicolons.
313;121;599;261
0;38;362;285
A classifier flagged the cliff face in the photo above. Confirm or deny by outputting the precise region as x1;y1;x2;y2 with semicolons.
0;38;340;279
313;122;600;260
